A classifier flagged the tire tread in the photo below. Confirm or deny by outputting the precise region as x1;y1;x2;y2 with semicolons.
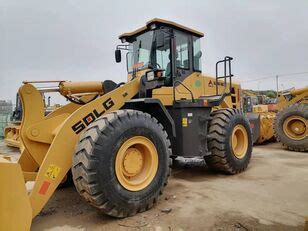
72;109;172;217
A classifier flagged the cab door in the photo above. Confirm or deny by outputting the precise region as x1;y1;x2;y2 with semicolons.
173;31;203;99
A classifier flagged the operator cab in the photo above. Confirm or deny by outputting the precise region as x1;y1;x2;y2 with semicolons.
115;18;203;86
115;18;234;107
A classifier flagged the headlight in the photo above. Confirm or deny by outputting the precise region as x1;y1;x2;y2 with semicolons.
150;23;157;30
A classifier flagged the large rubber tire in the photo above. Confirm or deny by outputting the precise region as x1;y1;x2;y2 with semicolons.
204;108;252;174
72;110;172;217
58;170;73;188
274;104;308;152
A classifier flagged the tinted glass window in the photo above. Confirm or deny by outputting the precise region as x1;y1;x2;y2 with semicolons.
193;36;202;72
154;31;171;77
127;31;154;73
156;46;170;76
175;31;189;69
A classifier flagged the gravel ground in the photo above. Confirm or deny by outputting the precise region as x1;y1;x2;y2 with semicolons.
1;140;307;230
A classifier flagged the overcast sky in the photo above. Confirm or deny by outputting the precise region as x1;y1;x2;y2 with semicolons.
1;0;308;104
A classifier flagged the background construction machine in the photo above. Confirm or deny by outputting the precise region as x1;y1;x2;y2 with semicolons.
0;19;253;230
4;93;60;148
274;87;308;151
3;94;23;148
242;87;308;151
242;91;276;144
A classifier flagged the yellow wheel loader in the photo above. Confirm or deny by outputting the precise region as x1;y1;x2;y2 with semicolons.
0;19;253;230
3;94;23;148
242;94;276;144
274;87;308;151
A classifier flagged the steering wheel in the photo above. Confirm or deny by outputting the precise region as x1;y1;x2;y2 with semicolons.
148;61;161;69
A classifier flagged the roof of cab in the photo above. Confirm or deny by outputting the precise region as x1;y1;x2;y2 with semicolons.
119;18;204;40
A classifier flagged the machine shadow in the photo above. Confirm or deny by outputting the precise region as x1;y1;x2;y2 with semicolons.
171;157;224;182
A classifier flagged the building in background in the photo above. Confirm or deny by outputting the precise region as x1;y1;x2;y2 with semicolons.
0;100;13;138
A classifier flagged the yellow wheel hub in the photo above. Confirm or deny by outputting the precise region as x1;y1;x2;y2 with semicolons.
115;136;158;191
123;148;143;176
283;115;307;140
231;124;248;159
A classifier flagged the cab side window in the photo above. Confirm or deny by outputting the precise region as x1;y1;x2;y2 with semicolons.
175;31;189;69
155;36;171;77
193;36;202;72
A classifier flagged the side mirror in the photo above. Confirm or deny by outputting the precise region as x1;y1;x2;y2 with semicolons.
115;49;121;63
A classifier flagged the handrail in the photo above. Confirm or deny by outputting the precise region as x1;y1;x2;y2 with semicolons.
215;56;233;96
173;80;195;103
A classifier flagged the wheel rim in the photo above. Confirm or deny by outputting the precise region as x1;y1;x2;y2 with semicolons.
283;115;307;140
231;124;248;159
115;136;158;191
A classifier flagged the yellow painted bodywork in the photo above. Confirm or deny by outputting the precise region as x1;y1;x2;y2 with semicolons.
0;159;32;231
119;18;204;40
245;105;275;144
231;124;249;159
115;136;158;191
256;112;276;144
152;73;241;109
0;76;142;230
252;105;275;144
59;81;104;96
282;115;307;141
127;69;149;81
0;16;245;229
253;105;268;113
0;70;240;230
4;104;62;148
275;87;308;146
0;45;243;231
277;87;308;110
253;87;307;144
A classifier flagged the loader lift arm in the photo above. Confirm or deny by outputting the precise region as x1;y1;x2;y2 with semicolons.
0;76;141;230
277;87;308;110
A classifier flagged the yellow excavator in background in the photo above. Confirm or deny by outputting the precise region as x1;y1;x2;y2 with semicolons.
274;87;308;151
0;19;253;230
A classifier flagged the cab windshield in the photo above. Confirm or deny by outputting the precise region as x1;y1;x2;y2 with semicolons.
126;30;171;76
127;31;154;73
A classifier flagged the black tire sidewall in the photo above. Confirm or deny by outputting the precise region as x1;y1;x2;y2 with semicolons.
93;113;169;210
223;113;252;170
275;104;308;148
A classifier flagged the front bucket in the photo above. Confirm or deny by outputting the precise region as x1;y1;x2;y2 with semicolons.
4;124;21;148
0;157;32;231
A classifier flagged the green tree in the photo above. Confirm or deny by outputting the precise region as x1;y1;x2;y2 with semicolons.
266;91;276;98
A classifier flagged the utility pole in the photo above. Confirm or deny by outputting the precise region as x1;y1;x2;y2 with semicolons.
276;75;279;100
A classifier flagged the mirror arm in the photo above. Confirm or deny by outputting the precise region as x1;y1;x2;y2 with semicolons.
116;44;130;50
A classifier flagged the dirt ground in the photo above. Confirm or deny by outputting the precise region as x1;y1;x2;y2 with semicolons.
1;141;308;230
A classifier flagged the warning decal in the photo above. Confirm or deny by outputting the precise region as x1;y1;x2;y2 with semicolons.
39;181;51;195
182;118;188;127
45;164;61;180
